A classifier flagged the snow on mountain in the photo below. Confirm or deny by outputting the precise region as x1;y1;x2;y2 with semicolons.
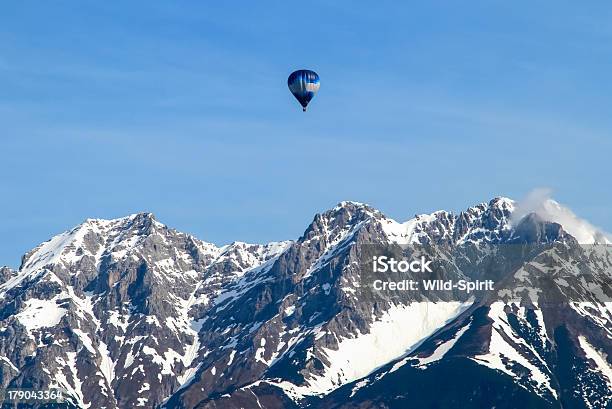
415;318;472;368
15;296;68;331
380;213;437;245
275;301;471;398
472;302;557;399
578;336;612;389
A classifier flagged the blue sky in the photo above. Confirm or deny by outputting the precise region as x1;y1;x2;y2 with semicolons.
2;2;612;267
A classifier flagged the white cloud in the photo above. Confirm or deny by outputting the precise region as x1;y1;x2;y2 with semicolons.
511;188;611;244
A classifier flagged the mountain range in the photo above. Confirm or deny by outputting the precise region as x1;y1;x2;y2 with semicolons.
0;197;610;408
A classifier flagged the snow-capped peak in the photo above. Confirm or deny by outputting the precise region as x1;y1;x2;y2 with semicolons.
380;212;439;245
490;196;516;211
19;213;163;274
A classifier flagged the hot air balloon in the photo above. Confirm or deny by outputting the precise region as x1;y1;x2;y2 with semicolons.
287;70;320;111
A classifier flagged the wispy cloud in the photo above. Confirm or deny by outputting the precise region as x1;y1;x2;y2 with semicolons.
511;188;611;244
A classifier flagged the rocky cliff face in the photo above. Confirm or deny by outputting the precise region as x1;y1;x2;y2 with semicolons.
0;198;610;409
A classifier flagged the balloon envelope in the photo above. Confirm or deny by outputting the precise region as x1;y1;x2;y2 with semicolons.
288;70;320;111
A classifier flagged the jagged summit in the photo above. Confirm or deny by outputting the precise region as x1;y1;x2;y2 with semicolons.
83;211;156;224
334;200;370;208
489;195;515;208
